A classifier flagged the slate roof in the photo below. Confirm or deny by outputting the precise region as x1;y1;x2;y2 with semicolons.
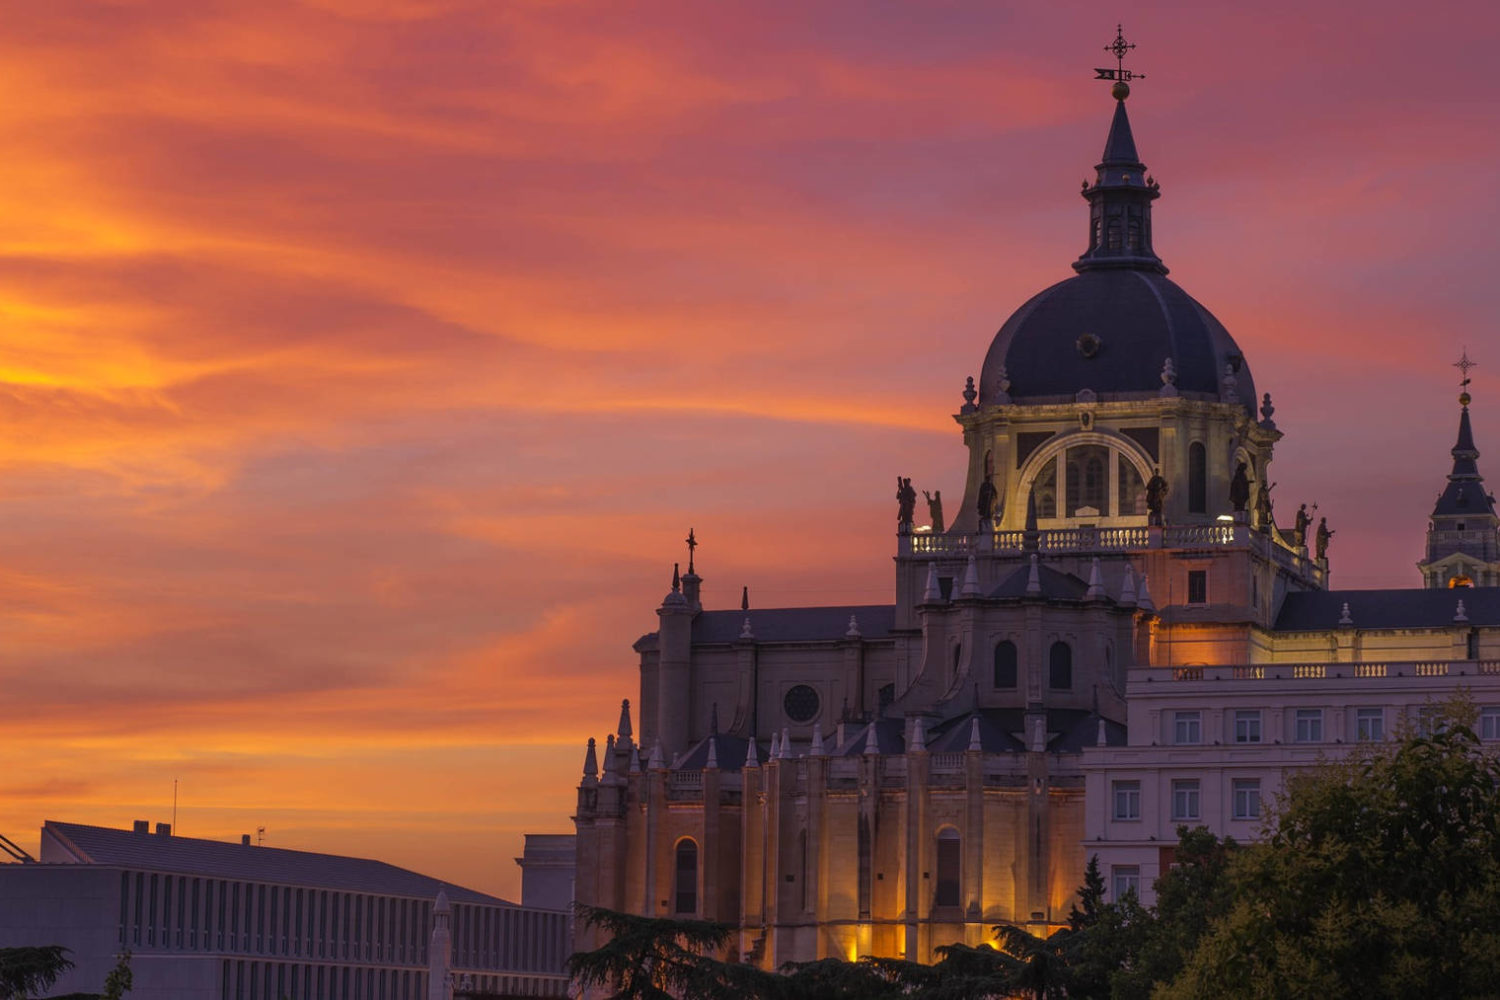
675;732;762;772
691;605;896;644
980;269;1254;410
1274;587;1500;632
925;708;1125;753
42;822;510;906
1433;406;1495;518
990;564;1092;601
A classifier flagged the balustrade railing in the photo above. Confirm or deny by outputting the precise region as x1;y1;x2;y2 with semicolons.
1154;659;1494;683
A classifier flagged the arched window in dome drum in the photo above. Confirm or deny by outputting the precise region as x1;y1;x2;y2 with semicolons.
1127;218;1141;251
1119;455;1146;516
1031;459;1058;519
1189;443;1207;514
1049;641;1073;690
1066;446;1110;517
994;641;1017;689
1106;218;1122;250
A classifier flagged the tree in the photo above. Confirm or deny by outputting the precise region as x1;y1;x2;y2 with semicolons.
0;947;72;1000
1159;709;1500;999
568;904;772;1000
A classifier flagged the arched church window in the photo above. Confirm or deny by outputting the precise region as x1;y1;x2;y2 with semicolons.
1188;443;1207;514
1031;458;1058;519
674;840;698;914
934;828;961;908
1066;445;1110;517
857;817;872;917
1106;218;1122;250
1049;641;1073;690
1119;454;1146;516
994;641;1018;689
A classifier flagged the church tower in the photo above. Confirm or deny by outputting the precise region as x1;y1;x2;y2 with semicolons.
1419;362;1500;587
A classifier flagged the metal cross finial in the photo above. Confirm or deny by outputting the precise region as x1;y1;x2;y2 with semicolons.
1094;25;1146;86
1455;348;1477;389
685;527;697;573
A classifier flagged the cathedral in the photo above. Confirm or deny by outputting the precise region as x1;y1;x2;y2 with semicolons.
570;64;1500;968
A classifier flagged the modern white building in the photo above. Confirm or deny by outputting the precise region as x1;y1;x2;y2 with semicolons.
0;820;571;1000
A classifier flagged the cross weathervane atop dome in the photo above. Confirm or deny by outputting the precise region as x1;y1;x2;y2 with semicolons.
1094;25;1145;100
685;527;698;573
1455;348;1477;405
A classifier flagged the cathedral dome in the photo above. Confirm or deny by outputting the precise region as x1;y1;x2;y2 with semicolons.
980;269;1255;410
979;95;1255;413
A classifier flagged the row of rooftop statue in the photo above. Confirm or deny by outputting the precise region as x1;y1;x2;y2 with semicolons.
896;468;1334;559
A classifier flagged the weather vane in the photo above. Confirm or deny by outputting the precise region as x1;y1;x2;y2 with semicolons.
1455;348;1477;404
685;527;697;573
1094;25;1145;99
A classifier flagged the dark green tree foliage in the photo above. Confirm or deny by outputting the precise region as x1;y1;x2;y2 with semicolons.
568;904;775;1000
1161;717;1500;999
0;947;73;1000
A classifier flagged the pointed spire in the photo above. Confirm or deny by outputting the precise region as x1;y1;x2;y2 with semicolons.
863;723;880;756
1137;573;1156;612
960;555;982;598
685;527;697;574
922;562;943;603
582;738;599;781
745;736;760;768
617;699;633;741
1432;398;1495;517
768;730;780;759
781;726;792;757
662;563;687;608
910;716;926;752
1025;489;1039;534
968;716;982;752
1086;557;1104;600
741;585;749;611
705;737;719;770
1119;563;1138;605
811;722;825;756
1026;553;1042;596
647;742;665;770
672;562;680;591
603;733;615;773
629;743;642;773
1074;89;1166;275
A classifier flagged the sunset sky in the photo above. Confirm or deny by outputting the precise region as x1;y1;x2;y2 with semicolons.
3;0;1499;901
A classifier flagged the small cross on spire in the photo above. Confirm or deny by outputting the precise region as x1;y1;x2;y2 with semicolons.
1094;25;1145;100
685;527;697;573
1455;348;1477;405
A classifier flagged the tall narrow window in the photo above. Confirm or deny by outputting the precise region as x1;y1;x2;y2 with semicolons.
1106;218;1122;250
1066;445;1110;517
857;817;872;918
934;828;961;908
1049;641;1073;690
1188;442;1207;514
1127;218;1141;251
1031;458;1058;519
993;641;1018;689
799;830;810;912
673;840;698;915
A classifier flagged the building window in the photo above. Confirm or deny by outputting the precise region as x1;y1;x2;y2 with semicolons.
1188;442;1207;514
1111;865;1140;901
1066;445;1111;517
934;828;961;908
1294;709;1323;743
1112;780;1141;820
673;840;698;915
1171;780;1200;821
1232;779;1261;820
1049;641;1073;690
1234;710;1262;744
857;817;872;918
1119;455;1147;516
1356;708;1384;742
1173;711;1202;745
1469;631;1480;660
1187;570;1207;605
783;685;820;723
1032;459;1058;519
1106;218;1122;250
1483;707;1500;741
993;641;1018;689
1127;218;1141;251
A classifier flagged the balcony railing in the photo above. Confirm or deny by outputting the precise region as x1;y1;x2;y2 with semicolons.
907;523;1259;556
1149;660;1500;683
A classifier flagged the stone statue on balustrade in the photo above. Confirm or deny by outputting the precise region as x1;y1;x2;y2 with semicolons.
1255;480;1276;532
923;490;945;533
896;477;917;532
1145;467;1169;526
1229;462;1251;512
1315;517;1335;560
1293;503;1311;548
976;475;998;526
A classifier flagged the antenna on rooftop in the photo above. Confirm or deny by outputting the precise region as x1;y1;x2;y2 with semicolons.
256;826;266;846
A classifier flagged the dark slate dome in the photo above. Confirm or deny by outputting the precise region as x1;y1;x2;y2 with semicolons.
980;269;1256;410
978;95;1255;413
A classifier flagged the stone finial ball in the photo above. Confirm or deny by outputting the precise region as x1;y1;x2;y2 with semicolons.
1112;81;1130;101
1461;391;1472;406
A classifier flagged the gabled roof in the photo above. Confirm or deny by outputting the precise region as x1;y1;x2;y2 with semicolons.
690;605;895;644
42;822;509;906
1274;587;1500;631
990;564;1091;601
